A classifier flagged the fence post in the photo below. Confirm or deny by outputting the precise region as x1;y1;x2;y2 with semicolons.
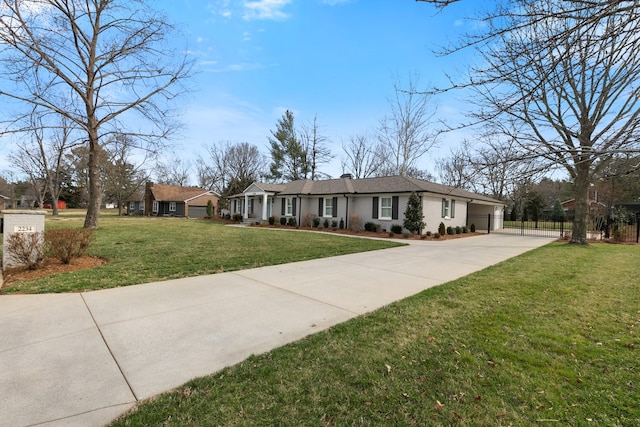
636;213;639;244
560;218;564;238
521;216;525;236
487;213;491;234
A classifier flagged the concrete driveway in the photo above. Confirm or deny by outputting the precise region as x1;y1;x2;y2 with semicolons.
0;233;555;427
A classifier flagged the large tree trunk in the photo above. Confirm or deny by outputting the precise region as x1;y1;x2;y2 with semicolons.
571;163;591;245
84;133;102;229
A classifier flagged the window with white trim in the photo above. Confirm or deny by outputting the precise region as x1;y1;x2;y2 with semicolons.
169;201;176;212
140;200;145;211
324;197;333;217
129;202;135;211
380;197;392;219
152;200;159;213
451;199;456;218
286;197;293;216
442;198;450;218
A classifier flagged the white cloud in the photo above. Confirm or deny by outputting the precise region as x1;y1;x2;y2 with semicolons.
207;1;234;20
243;0;292;21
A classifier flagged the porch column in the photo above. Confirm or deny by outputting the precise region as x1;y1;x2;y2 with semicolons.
262;193;268;220
244;194;248;219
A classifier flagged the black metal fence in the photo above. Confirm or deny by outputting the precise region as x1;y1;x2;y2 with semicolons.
468;213;640;243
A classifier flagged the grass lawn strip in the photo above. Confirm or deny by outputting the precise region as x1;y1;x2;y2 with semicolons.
1;216;402;294
110;242;639;426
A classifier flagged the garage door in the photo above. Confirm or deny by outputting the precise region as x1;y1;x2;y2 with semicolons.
188;206;207;218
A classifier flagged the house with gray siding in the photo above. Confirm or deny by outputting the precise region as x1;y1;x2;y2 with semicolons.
229;175;504;233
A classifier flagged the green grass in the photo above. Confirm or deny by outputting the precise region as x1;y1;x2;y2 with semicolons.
1;216;402;294
110;243;640;426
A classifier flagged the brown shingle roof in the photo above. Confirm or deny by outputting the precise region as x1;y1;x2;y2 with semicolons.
150;184;213;202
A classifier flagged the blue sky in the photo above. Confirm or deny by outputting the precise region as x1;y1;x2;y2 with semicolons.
156;0;482;180
0;0;484;182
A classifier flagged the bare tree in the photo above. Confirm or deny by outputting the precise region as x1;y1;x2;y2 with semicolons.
340;132;384;179
0;0;192;228
377;75;438;177
342;132;384;179
154;155;192;187
103;135;150;216
474;3;640;243
436;144;474;190
419;0;640;244
198;141;266;195
300;115;334;180
9;108;81;215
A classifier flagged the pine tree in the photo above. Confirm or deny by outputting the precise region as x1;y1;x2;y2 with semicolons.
403;192;426;234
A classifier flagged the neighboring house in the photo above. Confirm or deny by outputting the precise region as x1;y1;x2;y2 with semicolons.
142;182;220;218
126;188;146;216
561;198;607;216
228;175;505;233
1;194;11;210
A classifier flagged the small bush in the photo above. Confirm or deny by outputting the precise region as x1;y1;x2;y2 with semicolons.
391;224;403;234
438;222;446;236
302;214;314;228
313;217;321;228
287;217;297;227
364;222;376;232
434;232;441;239
455;226;462;234
462;226;468;233
280;217;287;225
268;216;275;225
331;220;338;229
426;231;432;236
323;218;330;228
339;218;344;229
232;213;243;222
5;232;45;270
45;228;94;265
206;200;214;218
447;226;454;235
470;223;476;232
349;214;363;232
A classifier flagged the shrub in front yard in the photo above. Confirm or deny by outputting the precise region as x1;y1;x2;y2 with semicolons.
287;217;297;227
455;226;462;234
390;224;403;234
364;222;379;232
280;217;287;226
447;226;454;235
232;213;243;222
4;232;45;270
349;214;363;232
313;217;321;228
331;220;338;229
45;228;94;264
470;223;476;232
438;222;446;235
339;218;344;229
434;232;441;238
268;216;275;225
323;218;330;228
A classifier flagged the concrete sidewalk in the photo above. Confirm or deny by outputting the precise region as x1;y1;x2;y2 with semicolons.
0;233;555;427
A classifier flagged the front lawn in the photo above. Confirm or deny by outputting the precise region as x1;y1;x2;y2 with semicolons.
1;216;402;294
110;242;639;426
